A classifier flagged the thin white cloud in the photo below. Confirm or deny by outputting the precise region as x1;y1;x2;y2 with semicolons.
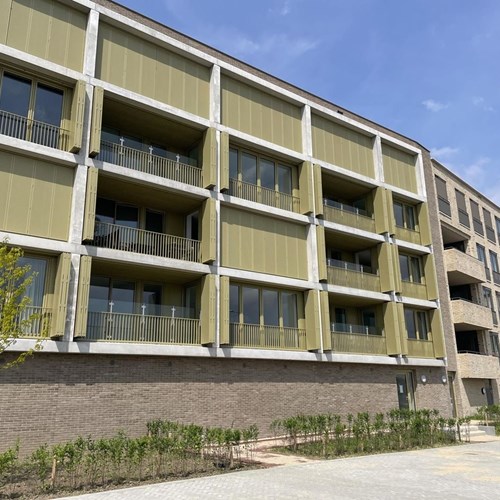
431;146;459;159
269;0;291;16
449;157;491;184
473;96;495;112
422;99;449;112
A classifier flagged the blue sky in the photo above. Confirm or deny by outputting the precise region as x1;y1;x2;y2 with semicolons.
117;0;500;203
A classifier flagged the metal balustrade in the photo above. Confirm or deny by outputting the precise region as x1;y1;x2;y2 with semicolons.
86;311;200;344
323;201;375;232
331;327;386;355
394;225;421;245
229;323;306;350
406;339;435;358
326;260;381;292
0;109;69;150
98;140;202;187
229;178;300;212
17;306;52;338
89;221;201;262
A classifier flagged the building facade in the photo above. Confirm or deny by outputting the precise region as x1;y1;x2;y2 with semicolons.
433;160;500;415
0;0;451;450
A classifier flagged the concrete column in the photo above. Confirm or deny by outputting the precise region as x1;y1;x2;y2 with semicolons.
84;9;100;78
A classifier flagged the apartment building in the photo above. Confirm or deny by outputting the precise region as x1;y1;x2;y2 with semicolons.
433;160;500;414
0;0;450;449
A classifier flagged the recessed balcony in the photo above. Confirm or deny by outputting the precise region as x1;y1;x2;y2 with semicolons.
444;248;486;286
88;221;201;262
457;352;500;379
331;323;386;355
326;259;381;292
323;199;375;233
451;298;494;331
229;323;306;350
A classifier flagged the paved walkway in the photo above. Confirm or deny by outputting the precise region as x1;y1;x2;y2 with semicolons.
57;440;500;500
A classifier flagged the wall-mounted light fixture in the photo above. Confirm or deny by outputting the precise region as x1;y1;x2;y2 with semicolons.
441;375;448;384
420;374;427;384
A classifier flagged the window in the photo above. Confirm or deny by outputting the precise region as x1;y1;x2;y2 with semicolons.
477;244;487;266
396;373;415;410
491;333;500;357
393;201;416;230
0;71;65;148
496;217;500;243
455;190;470;227
17;256;48;309
229;284;299;328
470;200;484;235
404;308;429;340
483;209;496;243
490;251;499;273
399;253;423;283
229;147;293;194
435;176;451;216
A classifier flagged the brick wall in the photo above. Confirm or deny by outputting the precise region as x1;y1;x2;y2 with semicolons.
0;353;451;453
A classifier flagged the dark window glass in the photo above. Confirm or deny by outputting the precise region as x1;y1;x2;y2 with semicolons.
242;287;259;324
115;205;138;228
229;285;239;323
405;309;417;339
0;73;31;117
112;280;135;313
393;202;404;227
143;284;162;315
263;289;279;326
145;210;163;233
278;165;292;194
416;311;428;340
260;158;275;190
282;292;298;328
229;148;238;179
242;152;257;184
33;84;63;126
89;276;110;312
399;255;410;281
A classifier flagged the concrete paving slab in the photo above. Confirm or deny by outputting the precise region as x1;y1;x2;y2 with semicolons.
56;441;500;500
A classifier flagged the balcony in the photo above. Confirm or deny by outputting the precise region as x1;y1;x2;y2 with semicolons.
18;306;52;338
88;221;201;262
0;109;69;150
331;323;386;355
406;339;435;358
394;225;421;245
451;298;494;331
457;352;500;379
326;259;381;292
98;140;202;187
228;178;300;213
229;323;306;350
86;309;200;345
444;248;487;286
322;200;375;233
401;280;428;300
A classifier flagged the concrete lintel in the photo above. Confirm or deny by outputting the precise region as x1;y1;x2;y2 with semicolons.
326;285;391;302
316;161;381;188
0;232;78;255
398;296;438;309
383;182;426;204
219;267;316;290
320;220;385;243
393;238;432;254
68;165;88;244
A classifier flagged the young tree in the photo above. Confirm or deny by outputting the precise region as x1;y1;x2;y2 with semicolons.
0;242;46;368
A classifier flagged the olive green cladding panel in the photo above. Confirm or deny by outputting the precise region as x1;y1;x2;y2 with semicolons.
430;309;445;358
201;198;216;263
383;302;402;355
220;207;308;279
320;291;331;351
299;161;314;215
313;164;323;217
382;144;417;193
51;253;71;338
220;131;230;192
417;202;432;246
220;275;230;345
0;151;73;240
397;302;408;355
305;290;321;351
385;189;396;235
74;255;92;338
423;254;439;301
82;167;99;242
202;128;217;189
221;76;302;151
2;0;86;71
311;114;375;178
89;86;104;157
373;187;390;234
316;225;327;282
69;80;86;153
200;274;216;345
96;23;210;117
377;243;396;293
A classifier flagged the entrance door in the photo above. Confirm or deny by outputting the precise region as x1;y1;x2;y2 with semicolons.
396;373;415;410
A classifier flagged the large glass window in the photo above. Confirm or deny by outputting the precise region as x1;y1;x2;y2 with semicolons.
490;251;499;273
18;256;47;308
399;254;422;283
230;284;300;328
393;201;416;230
477;244;487;265
405;308;430;340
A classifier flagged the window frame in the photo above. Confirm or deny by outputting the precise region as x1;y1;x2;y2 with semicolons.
404;308;430;341
399;253;423;283
393;200;417;231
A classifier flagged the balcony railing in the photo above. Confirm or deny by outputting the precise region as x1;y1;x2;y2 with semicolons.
229;178;300;212
89;221;201;262
86;311;200;344
331;325;386;355
0;109;69;150
17;306;52;338
326;259;380;292
406;339;435;358
401;280;428;300
394;225;421;245
323;200;375;233
98;140;202;187
229;323;306;350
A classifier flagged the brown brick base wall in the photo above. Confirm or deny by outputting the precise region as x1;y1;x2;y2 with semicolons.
0;353;452;453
